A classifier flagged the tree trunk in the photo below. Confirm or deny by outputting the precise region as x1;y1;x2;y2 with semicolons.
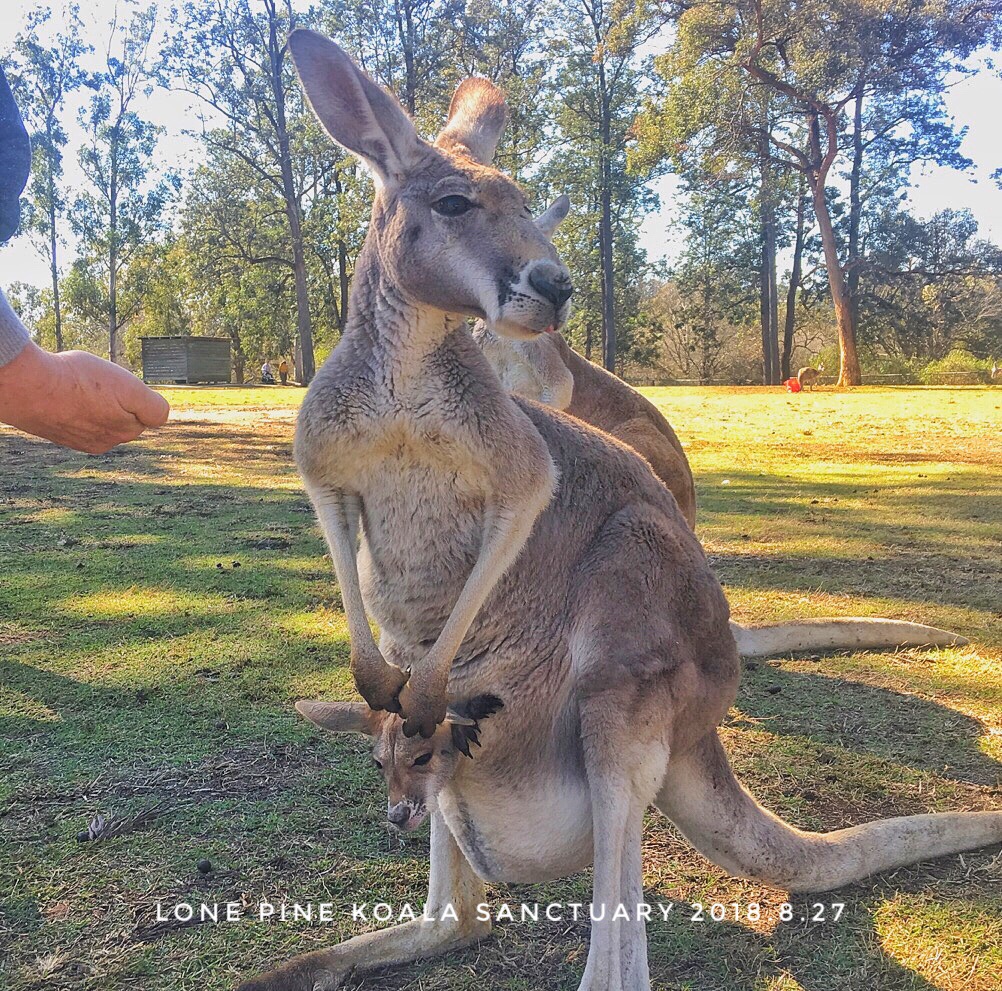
846;82;865;332
599;183;616;373
811;179;861;386
267;3;315;383
396;0;417;114
758;137;780;384
338;239;350;331
109;166;118;364
807;112;861;386
597;61;616;372
47;166;63;352
782;181;806;380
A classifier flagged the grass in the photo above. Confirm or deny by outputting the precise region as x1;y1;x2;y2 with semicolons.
0;383;999;991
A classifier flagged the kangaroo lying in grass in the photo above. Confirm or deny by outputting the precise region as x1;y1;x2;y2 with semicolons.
472;212;965;660
238;30;999;991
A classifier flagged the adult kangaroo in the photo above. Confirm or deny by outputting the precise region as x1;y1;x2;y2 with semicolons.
472;224;965;660
238;31;1001;991
798;363;824;390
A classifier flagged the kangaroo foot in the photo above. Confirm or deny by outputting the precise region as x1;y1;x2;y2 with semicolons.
235;950;341;991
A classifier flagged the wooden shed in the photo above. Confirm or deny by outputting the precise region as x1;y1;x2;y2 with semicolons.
141;337;232;384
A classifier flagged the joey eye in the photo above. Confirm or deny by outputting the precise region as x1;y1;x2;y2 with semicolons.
412;752;433;766
432;194;474;217
373;758;383;770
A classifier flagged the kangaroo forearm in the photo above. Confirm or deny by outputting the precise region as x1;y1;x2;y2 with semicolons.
426;480;553;673
309;488;377;650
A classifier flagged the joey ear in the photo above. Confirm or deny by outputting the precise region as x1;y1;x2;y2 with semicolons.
288;30;425;187
447;694;504;758
536;195;571;239
435;78;507;165
296;699;384;736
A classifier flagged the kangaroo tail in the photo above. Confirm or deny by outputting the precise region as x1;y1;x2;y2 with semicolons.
730;618;967;660
655;732;1002;892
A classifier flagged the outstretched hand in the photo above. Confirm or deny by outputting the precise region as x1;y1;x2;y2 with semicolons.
0;343;170;454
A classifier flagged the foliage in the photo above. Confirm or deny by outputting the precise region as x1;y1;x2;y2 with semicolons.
917;349;993;385
2;0;1002;384
70;3;177;363
636;0;1002;385
4;5;92;353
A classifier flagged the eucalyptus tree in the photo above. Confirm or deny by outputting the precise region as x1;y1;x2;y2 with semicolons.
859;208;1002;362
164;0;336;382
72;3;175;364
333;0;459;130
545;0;655;373
6;5;91;352
642;0;999;385
449;0;552;184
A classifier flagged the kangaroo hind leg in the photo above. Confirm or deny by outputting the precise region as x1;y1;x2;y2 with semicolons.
236;813;490;990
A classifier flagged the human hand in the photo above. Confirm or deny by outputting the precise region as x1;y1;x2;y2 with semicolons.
0;343;170;453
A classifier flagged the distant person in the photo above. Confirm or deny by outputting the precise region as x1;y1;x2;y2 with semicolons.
0;67;169;454
278;358;289;385
261;359;275;385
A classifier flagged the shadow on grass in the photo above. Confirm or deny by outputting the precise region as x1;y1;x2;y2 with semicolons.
1;427;999;991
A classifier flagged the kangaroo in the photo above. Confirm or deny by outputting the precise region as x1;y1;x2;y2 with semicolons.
991;360;1000;381
472;220;965;660
238;691;1002;991
798;363;823;390
238;31;1001;991
288;33;573;740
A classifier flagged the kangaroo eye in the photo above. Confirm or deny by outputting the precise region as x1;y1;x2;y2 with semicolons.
432;194;474;217
373;758;383;770
412;752;433;766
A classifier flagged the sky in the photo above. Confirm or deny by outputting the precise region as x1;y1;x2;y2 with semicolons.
2;0;1002;291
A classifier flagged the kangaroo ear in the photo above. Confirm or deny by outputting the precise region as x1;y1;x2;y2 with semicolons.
435;78;507;165
288;30;425;188
536;195;571;239
447;694;504;758
296;700;385;736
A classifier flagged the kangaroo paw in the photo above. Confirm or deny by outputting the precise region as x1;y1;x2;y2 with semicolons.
352;650;409;714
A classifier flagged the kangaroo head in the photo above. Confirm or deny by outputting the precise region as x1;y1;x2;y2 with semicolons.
296;695;503;832
289;30;572;340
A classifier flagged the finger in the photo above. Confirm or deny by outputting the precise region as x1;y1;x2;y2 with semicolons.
118;376;170;427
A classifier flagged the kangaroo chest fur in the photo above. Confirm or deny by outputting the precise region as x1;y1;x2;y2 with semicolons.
296;328;542;647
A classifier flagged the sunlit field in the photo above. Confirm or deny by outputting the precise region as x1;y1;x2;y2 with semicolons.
1;384;999;991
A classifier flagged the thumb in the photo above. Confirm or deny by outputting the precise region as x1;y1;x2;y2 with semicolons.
119;374;171;427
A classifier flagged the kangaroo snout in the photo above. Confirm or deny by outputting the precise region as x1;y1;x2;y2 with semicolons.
529;261;573;310
387;802;412;826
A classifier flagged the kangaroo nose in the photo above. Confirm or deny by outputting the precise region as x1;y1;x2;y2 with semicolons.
529;263;573;310
387;804;410;826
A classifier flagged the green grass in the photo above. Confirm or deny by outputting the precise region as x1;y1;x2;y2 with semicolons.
1;384;999;991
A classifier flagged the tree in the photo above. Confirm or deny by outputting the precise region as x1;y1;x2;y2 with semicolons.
644;0;998;385
664;179;758;381
859;208;1002;361
164;0;329;383
545;0;655;372
334;0;459;128
632;21;800;384
72;3;175;364
6;5;90;352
